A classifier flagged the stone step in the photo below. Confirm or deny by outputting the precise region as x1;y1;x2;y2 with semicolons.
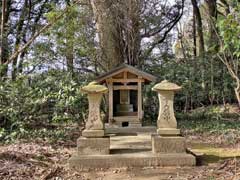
69;152;196;170
105;125;156;134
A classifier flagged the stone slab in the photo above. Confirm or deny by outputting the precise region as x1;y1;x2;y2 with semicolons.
105;125;156;134
77;137;110;155
69;152;196;170
82;129;104;137
157;128;180;136
152;134;186;153
128;123;142;127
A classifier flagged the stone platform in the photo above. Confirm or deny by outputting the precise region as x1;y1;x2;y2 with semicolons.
69;133;196;169
69;152;195;169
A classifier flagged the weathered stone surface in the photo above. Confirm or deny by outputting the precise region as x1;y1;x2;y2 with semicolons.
152;80;182;91
157;128;180;136
152;134;186;153
105;125;156;134
81;81;108;93
81;82;108;135
68;132;196;169
156;90;177;129
69;153;195;170
152;80;182;135
77;137;110;155
82;129;104;137
85;93;104;131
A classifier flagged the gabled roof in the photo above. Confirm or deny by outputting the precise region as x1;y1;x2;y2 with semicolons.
95;64;156;83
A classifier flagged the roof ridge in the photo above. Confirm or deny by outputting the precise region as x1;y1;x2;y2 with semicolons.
95;63;156;83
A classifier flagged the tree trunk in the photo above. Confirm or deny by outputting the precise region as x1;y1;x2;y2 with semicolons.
17;52;25;74
205;0;218;51
12;0;28;80
235;80;240;109
124;0;141;67
210;58;214;105
66;39;74;75
206;0;218;106
191;0;206;91
191;0;205;55
192;13;197;57
235;88;240;109
0;0;8;77
90;0;124;71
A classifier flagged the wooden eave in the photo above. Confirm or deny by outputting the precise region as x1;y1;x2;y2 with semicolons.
95;64;156;84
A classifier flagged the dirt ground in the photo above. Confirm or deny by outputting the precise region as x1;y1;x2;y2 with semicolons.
0;129;240;180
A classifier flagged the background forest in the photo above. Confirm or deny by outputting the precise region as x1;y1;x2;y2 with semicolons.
0;0;240;142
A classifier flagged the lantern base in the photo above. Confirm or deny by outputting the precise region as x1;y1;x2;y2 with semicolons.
157;128;180;136
82;129;105;137
152;134;186;153
77;136;110;155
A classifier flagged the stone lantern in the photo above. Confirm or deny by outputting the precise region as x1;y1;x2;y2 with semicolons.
152;80;182;136
77;81;110;155
151;80;186;154
81;81;108;137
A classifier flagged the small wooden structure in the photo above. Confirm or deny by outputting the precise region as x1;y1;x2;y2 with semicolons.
96;64;156;127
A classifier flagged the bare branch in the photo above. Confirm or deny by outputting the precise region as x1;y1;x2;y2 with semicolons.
143;0;185;57
4;2;79;65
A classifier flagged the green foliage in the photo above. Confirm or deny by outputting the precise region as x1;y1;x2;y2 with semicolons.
218;3;240;57
178;109;240;134
42;4;95;64
146;56;236;112
143;83;159;125
0;70;89;143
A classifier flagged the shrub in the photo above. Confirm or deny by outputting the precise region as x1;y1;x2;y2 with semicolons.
0;70;89;142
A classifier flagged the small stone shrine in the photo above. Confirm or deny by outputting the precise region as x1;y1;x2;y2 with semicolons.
69;77;196;170
95;64;156;127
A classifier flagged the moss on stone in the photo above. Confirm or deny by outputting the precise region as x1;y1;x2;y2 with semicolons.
191;145;240;163
152;80;182;91
192;147;240;158
81;81;108;93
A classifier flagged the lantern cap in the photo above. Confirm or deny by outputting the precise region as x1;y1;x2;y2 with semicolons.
152;80;182;91
81;81;108;93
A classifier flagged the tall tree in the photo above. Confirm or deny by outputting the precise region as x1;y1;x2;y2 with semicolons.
205;0;218;105
90;0;185;71
11;0;29;80
191;0;205;55
205;0;218;51
0;0;9;77
90;0;124;71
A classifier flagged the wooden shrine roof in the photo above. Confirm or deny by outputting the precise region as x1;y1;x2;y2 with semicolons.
95;64;156;84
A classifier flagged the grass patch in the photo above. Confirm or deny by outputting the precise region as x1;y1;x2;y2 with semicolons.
0;123;80;144
177;112;240;134
191;146;240;164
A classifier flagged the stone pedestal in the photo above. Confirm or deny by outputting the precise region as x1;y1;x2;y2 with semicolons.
77;137;110;155
152;134;186;153
82;130;104;137
157;128;180;136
